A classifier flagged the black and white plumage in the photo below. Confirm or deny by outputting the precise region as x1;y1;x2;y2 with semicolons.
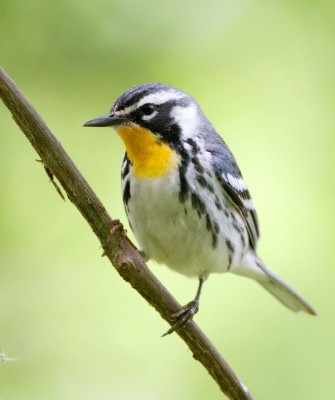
84;83;316;332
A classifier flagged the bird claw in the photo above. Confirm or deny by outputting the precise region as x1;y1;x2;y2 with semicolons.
101;220;126;256
110;219;126;236
139;250;149;262
161;300;199;337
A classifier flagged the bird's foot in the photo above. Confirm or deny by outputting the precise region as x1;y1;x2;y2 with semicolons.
139;250;149;262
101;220;126;256
162;300;199;337
110;219;126;236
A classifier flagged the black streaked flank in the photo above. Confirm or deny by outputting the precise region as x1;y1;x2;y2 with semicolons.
186;138;205;173
205;181;215;193
123;179;131;206
194;170;215;194
193;157;205;174
121;155;131;180
205;214;212;231
232;220;244;235
178;161;189;204
212;233;218;248
196;174;207;188
186;137;200;154
214;196;222;211
204;213;219;249
178;143;191;204
191;192;206;217
214;169;259;250
226;239;234;268
232;220;245;245
226;238;234;252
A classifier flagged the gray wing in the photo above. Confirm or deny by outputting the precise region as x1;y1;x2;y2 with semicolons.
206;136;260;250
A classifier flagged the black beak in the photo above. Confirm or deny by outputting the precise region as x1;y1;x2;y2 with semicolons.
83;114;125;127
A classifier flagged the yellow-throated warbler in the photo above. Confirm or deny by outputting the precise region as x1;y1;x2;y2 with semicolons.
84;83;316;334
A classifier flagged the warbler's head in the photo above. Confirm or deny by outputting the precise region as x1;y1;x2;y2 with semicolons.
84;83;208;177
84;83;204;143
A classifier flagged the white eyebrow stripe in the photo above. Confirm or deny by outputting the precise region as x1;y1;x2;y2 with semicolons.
137;91;185;107
114;104;137;116
113;90;186;116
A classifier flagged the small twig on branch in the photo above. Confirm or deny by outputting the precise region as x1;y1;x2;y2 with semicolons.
36;159;66;200
0;67;254;400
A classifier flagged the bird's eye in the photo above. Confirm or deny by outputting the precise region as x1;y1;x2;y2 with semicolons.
140;103;157;116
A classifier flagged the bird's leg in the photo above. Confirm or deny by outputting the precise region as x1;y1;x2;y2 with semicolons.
162;275;206;337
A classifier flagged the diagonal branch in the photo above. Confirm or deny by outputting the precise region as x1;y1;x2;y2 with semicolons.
0;67;254;400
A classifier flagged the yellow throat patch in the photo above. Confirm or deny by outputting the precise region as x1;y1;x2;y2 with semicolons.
116;125;179;178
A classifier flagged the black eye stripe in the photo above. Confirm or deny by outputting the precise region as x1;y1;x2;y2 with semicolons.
140;103;157;116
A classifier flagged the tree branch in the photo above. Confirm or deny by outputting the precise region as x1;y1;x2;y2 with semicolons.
0;67;254;400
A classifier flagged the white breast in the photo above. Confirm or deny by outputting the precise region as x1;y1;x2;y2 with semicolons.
124;163;248;278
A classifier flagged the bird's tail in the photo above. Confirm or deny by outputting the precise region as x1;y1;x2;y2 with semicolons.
233;256;317;315
255;260;317;315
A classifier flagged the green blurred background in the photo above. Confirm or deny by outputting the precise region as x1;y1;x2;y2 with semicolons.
1;1;334;399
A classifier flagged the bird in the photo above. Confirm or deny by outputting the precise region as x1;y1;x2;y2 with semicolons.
84;83;316;335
